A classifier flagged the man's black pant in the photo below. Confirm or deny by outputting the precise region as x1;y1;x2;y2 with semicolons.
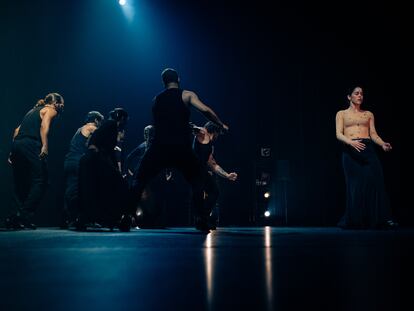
78;150;129;227
131;144;207;222
204;171;219;221
63;160;80;222
11;138;48;220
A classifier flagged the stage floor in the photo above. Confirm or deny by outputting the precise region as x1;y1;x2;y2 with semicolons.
0;227;411;311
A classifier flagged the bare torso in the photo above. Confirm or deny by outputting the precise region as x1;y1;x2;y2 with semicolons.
340;108;372;139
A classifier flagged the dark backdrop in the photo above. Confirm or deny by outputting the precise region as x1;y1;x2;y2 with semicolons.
0;0;404;226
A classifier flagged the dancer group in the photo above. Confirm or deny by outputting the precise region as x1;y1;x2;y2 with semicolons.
4;69;397;231
4;68;237;232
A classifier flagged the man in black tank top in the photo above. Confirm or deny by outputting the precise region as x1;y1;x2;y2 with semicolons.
61;111;104;228
193;122;238;229
5;93;64;229
128;68;229;231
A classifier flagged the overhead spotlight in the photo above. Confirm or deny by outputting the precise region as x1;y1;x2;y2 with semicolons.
264;191;270;199
119;0;126;6
264;210;271;217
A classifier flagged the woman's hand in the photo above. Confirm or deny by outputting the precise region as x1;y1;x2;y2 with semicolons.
39;145;48;159
382;142;392;152
349;140;366;152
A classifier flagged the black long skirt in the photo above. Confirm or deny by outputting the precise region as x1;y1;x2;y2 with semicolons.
338;139;391;229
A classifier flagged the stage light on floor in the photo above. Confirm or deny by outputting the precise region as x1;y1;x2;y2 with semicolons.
119;0;126;6
264;191;270;199
264;210;271;217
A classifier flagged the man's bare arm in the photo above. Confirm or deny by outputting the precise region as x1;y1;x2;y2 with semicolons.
208;155;228;178
82;124;98;146
207;154;237;181
8;126;21;164
39;107;58;157
184;91;228;130
81;124;98;138
13;126;21;141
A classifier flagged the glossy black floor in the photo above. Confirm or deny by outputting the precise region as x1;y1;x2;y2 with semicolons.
0;226;411;311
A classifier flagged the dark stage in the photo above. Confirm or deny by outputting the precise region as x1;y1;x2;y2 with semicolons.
0;1;407;310
0;226;411;311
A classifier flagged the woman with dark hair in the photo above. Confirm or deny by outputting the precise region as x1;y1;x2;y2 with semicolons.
193;121;237;229
335;86;397;229
77;108;131;231
61;111;104;228
5;93;64;229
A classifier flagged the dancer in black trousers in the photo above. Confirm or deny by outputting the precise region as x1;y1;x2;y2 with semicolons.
129;68;229;231
62;111;104;228
193;122;237;229
5;93;64;229
77;108;131;230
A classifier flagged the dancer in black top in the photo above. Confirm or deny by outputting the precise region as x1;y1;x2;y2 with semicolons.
126;125;174;228
125;125;154;185
129;68;228;231
193;122;237;229
5;93;64;229
62;111;104;228
77;108;131;230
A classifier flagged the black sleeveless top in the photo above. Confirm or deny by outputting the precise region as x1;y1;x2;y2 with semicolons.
193;138;213;167
15;106;43;141
152;88;191;146
88;120;118;155
65;128;88;162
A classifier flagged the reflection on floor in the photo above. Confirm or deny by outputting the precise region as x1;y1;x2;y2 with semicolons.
0;227;411;311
